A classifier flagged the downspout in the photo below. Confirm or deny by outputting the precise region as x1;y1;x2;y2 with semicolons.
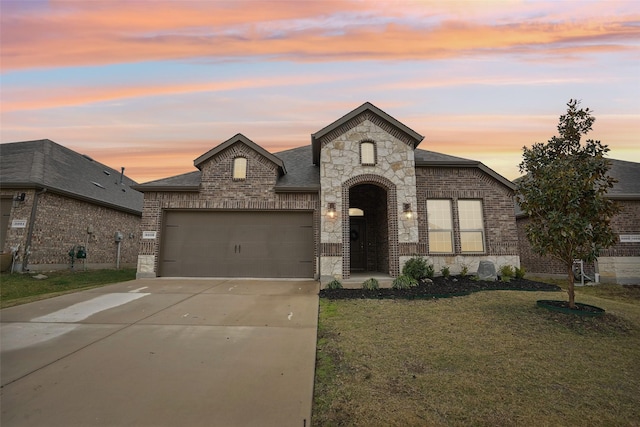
22;188;46;272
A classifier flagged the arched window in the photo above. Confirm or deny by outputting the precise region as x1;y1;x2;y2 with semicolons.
232;157;247;180
360;141;376;165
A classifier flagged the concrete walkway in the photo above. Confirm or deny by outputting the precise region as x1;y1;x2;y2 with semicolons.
1;278;319;427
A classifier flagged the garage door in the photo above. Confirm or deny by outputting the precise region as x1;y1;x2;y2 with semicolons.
160;211;314;278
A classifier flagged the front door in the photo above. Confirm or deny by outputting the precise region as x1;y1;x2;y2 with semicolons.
350;217;366;271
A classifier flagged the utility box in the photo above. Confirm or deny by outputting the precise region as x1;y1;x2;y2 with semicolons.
114;231;123;242
76;246;87;259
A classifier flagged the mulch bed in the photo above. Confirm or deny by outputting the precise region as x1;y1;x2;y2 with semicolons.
320;275;562;300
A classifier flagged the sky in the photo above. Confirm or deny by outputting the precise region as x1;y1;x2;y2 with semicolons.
1;0;639;184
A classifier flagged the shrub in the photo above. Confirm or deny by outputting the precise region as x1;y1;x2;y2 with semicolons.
460;264;469;277
498;265;515;282
392;275;418;290
362;278;379;290
402;256;430;280
440;265;450;278
326;279;342;290
515;266;526;279
425;263;435;279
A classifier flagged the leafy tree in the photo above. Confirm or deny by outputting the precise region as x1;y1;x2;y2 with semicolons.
516;100;619;308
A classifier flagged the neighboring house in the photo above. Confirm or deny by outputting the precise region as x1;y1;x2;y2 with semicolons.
0;139;143;272
516;159;640;284
134;102;519;282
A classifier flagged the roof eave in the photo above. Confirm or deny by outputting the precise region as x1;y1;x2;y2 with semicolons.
131;185;200;192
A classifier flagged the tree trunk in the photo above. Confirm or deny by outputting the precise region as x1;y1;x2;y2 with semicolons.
566;264;576;309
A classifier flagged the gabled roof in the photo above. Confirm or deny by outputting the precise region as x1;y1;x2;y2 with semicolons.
0;139;143;215
514;158;640;217
415;149;516;191
193;133;286;175
311;102;424;165
131;171;201;192
274;145;320;192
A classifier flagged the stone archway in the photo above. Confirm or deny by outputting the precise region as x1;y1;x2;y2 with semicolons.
342;174;398;278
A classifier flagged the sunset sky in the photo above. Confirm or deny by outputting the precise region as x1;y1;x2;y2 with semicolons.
1;0;639;183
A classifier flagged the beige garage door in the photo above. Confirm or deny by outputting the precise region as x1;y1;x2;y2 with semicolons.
160;211;314;278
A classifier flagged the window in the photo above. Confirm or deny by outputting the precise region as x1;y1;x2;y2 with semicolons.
360;141;376;165
427;200;453;253
232;157;247;180
458;200;485;252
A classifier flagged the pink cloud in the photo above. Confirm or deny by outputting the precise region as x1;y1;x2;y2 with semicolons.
2;1;638;70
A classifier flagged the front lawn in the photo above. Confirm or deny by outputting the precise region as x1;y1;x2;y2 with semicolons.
0;268;136;308
313;284;640;426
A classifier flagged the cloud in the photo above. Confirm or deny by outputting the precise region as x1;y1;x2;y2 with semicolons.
2;1;638;70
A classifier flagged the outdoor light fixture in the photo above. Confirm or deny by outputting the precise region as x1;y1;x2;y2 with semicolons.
327;203;337;219
403;203;413;219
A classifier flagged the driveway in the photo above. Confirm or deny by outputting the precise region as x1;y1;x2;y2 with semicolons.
1;278;319;427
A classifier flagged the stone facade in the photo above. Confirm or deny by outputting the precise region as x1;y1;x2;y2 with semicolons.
1;189;140;271
319;118;419;279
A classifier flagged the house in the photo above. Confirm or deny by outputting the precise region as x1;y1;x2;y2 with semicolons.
516;159;640;284
0;139;143;272
134;102;519;283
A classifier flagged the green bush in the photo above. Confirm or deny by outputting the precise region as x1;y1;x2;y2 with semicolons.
425;263;435;279
440;265;450;278
515;266;526;279
498;265;515;282
460;264;469;277
392;275;418;290
326;279;342;290
402;256;431;280
362;278;379;290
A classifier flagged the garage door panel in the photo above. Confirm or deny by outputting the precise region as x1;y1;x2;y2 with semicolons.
160;211;313;278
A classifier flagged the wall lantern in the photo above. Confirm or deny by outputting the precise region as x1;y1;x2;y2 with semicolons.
327;203;337;219
14;192;26;202
403;203;413;219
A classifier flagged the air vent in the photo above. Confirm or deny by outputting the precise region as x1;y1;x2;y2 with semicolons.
91;181;105;189
82;154;94;161
103;170;111;175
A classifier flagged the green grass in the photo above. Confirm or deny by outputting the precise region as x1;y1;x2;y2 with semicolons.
313;287;640;426
0;268;136;308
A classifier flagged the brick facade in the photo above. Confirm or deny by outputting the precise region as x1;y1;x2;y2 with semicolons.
413;167;520;273
517;200;640;283
1;189;140;271
137;142;319;277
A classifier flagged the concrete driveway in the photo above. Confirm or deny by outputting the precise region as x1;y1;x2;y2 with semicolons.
1;278;319;427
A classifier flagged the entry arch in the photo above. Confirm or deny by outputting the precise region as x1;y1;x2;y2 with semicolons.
342;174;399;278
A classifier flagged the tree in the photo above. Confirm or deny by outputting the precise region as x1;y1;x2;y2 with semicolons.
516;100;619;308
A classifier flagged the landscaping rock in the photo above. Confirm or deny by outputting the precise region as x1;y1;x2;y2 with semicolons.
477;261;497;281
32;274;48;280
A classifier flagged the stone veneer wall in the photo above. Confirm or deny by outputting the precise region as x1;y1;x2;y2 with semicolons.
518;199;640;284
137;143;319;278
413;167;520;273
319;117;419;279
1;189;140;271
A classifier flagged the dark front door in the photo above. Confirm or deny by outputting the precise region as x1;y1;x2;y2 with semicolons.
350;217;366;271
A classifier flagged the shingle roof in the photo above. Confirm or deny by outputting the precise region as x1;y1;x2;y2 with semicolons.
0;139;143;215
514;158;640;217
274;145;319;191
415;149;516;190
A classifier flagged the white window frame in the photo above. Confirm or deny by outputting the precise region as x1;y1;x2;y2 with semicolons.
232;157;247;180
458;199;485;253
360;141;376;166
427;199;453;253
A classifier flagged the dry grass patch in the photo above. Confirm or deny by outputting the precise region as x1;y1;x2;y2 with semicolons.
313;291;640;426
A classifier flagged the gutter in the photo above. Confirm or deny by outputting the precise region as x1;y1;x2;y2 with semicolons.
22;187;46;272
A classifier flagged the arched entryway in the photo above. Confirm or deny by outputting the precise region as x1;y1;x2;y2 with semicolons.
342;175;399;278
